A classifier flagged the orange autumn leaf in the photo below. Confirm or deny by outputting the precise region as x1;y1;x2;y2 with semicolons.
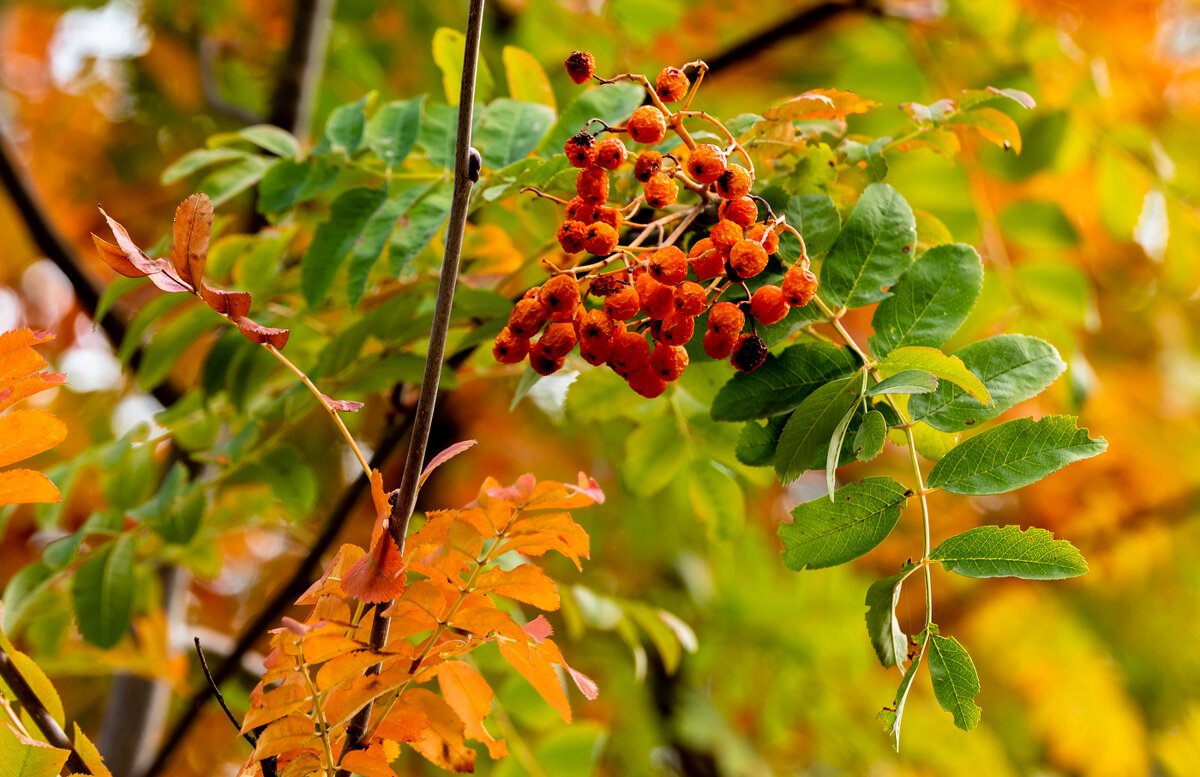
475;563;560;611
0;469;61;506
252;714;320;760
0;331;66;507
296;544;366;605
338;741;398;777
402;688;476;773
435;660;508;759
498;639;572;723
342;532;406;603
0;346;46;381
0;371;67;414
0;408;68;468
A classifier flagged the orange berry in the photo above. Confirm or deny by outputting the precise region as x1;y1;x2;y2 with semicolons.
565;196;595;223
648;245;688;285
580;336;614;365
557;220;587;254
728;239;769;280
703;329;736;360
583;222;619;255
508;298;549;338
634;151;663;183
493;327;529;364
565;51;595;85
688;238;726;281
715;164;753;199
539;321;579;359
709;219;743;250
564;132;597;168
782;266;819;307
627;105;667;144
539;274;581;315
686;144;727;185
674;281;707;316
650;342;689;381
730;334;768;373
635;272;675;320
718;196;758;227
605;285;641;320
579;309;616;342
575;167;609;205
627;367;668;398
643;174;678;209
609;330;650;376
746;223;780;254
658;311;695;346
529;341;566;375
707;301;745;337
592;205;623;230
594;137;628;170
750;284;790;325
655;66;690;102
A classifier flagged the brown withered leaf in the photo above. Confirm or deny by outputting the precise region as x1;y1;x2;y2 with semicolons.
97;209;191;293
171;193;213;290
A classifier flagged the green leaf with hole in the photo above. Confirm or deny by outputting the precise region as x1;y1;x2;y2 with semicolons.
930;525;1088;579
909;335;1066;432
820;183;917;309
779;477;910;570
774;376;860;484
927;416;1106;495
711;343;859;422
877;346;990;405
865;563;916;668
365;96;424;169
925;631;981;731
854;409;887;461
869;243;982;358
866;370;937;397
72;536;134;649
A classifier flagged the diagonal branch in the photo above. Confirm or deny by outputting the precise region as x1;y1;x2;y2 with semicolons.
0;648;91;774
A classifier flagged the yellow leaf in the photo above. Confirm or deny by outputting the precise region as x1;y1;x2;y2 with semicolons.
502;45;555;109
71;723;113;777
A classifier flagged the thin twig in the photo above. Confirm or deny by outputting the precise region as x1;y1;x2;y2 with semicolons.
194;638;255;747
0;648;91;774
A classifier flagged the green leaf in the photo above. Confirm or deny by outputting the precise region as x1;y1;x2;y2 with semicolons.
688;461;744;544
345;184;432;307
854;409;887;461
930;525;1088;579
879;645;921;751
95;276;143;326
866;370;937;397
257;157;339;213
622;416;686;497
502;45;556;109
161;147;250;184
365;97;424;169
773;376;861;483
909;335;1066;432
539;83;644;156
197;155;276;207
841;137;889;182
826;385;864;499
926;632;982;731
312;93;373;156
0;722;69;777
869;243;983;358
735;416;787;467
779;477;910;570
72;536;135;649
779;194;840;260
417;102;484;169
138;306;217;391
432;27;494;106
820;183;917;309
927;416;1107;495
388;181;454;275
476;99;556;169
711;343;859;422
877;346;990;405
302;187;388;305
865;563;916;668
237;124;301;159
999;200;1080;248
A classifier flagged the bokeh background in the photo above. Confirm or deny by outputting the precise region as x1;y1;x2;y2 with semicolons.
2;0;1199;775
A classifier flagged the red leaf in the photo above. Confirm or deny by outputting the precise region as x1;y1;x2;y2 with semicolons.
567;664;599;700
322;394;364;413
417;439;478;491
342;533;406;603
232;315;290;349
171;192;213;289
522;615;553;643
201;285;252;319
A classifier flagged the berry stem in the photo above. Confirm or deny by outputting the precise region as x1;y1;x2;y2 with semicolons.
673;109;755;175
519;186;570;205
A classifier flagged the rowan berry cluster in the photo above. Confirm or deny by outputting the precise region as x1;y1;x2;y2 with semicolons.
493;54;820;397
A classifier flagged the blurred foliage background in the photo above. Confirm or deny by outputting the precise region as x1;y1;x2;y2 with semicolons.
2;0;1199;775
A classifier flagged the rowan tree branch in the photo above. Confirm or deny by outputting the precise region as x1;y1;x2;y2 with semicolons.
0;648;91;774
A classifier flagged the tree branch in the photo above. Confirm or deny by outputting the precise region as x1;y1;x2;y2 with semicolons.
267;0;337;142
0;648;91;774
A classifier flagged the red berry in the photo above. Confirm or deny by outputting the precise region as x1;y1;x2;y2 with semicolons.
782;266;819;307
579;309;616;343
655;66;689;103
686;144;727;185
575;167;609;205
493;327;529;364
650;343;689;381
592;205;623;230
718;196;758;227
594;137;627;170
634;151;663;183
565;196;595;223
750;284;790;325
509;298;550;338
658;311;695;346
643;174;678;209
689;238;726;281
707;301;745;337
627;367;668;398
557;220;587;254
609;330;650;376
728;239;768;280
605;285;640;320
627;105;667;144
703;329;736;360
539;321;579;359
746;223;780;254
539;274;581;315
648;245;688;285
564;132;597;168
529;341;566;375
730;334;768;373
565;51;595;85
673;281;707;316
715;164;753;199
580;336;614;365
635;273;675;320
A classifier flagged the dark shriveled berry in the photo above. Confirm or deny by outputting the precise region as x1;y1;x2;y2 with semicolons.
565;51;595;84
730;334;768;373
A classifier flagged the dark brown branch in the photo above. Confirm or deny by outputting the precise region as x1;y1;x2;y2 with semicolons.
700;0;876;77
338;0;486;770
0;136;183;409
194;638;253;747
267;0;336;142
0;648;91;774
141;414;412;777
